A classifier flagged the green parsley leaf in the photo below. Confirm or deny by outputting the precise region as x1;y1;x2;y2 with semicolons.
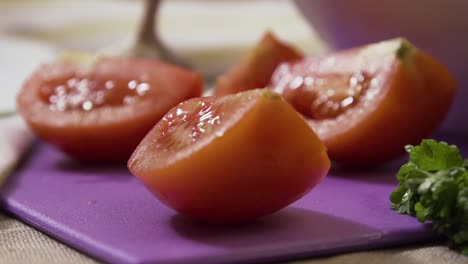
390;139;468;255
409;139;464;171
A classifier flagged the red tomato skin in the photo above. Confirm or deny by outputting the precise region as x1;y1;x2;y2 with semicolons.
17;57;203;162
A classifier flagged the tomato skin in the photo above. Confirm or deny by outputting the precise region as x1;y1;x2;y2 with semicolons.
17;57;203;162
271;39;457;165
215;32;302;96
128;89;330;223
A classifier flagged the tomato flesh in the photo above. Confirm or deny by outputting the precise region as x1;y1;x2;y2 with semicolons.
128;89;330;223
277;71;372;120
17;55;203;162
271;38;457;165
39;74;152;111
154;98;221;151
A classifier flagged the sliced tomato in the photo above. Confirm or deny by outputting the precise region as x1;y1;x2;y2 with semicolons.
128;89;330;223
17;55;203;162
271;38;457;165
215;31;302;96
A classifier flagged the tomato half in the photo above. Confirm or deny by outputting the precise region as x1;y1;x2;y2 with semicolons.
128;89;330;223
215;31;302;96
271;38;457;165
17;55;203;162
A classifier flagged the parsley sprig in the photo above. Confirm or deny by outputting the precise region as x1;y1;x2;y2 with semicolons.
390;139;468;255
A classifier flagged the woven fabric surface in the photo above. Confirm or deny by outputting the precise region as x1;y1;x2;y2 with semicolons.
0;212;98;264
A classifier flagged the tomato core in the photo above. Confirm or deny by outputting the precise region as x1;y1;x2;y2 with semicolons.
39;74;152;112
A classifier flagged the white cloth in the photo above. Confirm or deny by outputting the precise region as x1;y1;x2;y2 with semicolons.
0;37;54;183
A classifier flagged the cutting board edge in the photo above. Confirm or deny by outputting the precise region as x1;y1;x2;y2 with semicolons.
0;195;440;264
0;197;139;264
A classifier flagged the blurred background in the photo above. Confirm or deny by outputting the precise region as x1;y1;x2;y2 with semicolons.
0;0;325;113
0;0;325;72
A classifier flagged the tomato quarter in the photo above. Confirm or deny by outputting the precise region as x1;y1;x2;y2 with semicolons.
128;89;330;223
271;38;456;165
215;32;302;96
17;54;203;162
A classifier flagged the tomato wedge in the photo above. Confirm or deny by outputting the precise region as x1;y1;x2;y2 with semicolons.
215;31;302;96
271;38;456;165
17;55;203;162
128;89;330;223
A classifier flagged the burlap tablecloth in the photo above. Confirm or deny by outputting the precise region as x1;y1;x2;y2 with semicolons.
0;1;467;263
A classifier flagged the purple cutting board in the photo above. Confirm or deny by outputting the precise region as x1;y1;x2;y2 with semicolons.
3;137;465;264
